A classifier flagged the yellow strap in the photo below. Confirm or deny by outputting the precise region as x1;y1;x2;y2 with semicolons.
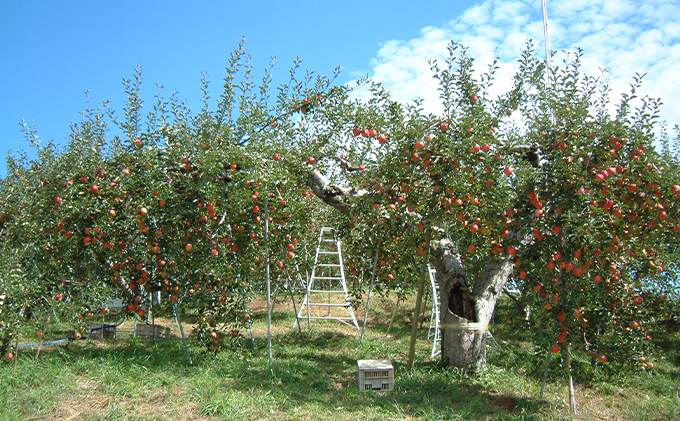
440;322;489;331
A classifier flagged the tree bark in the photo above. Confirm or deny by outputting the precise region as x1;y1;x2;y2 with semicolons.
433;239;514;373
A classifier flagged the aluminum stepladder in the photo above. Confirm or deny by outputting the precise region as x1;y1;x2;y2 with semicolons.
295;227;359;330
427;266;503;357
427;266;442;357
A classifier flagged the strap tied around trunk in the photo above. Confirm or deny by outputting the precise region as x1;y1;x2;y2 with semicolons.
440;322;489;331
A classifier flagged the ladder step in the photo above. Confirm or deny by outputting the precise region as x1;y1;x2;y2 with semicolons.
311;276;344;280
318;251;340;255
308;289;346;293
304;316;356;321
316;264;341;267
306;303;350;307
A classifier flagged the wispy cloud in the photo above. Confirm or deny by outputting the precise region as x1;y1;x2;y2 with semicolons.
366;0;680;128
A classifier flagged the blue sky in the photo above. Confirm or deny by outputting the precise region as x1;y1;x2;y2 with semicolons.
2;0;679;177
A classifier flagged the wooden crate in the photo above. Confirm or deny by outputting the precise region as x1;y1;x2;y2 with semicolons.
135;324;171;340
89;323;116;340
358;359;394;392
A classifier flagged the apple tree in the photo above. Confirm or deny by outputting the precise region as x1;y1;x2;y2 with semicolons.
305;42;680;374
0;43;359;353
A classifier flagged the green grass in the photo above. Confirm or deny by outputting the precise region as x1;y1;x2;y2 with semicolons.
1;295;678;421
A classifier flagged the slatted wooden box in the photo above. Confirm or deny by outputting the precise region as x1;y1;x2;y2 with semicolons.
89;323;116;339
358;359;394;392
135;324;171;340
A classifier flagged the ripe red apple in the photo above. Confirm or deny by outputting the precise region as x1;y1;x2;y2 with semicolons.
273;153;281;161
504;167;514;176
307;156;316;164
185;243;193;252
551;345;560;354
415;141;425;150
139;207;148;216
470;95;478;103
210;249;219;256
440;122;450;132
352;128;361;136
90;185;99;193
378;134;387;144
4;352;14;361
170;295;178;302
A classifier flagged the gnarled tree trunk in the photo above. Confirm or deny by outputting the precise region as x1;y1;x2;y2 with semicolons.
433;239;513;373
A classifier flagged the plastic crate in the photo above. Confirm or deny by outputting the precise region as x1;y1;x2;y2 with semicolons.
135;324;171;340
358;359;394;392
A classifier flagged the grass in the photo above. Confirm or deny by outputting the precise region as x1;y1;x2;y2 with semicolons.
1;294;678;421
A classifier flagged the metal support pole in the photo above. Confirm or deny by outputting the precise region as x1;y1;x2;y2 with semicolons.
265;194;273;368
173;303;192;365
360;248;380;343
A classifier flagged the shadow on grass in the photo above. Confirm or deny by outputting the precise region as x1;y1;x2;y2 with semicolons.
194;327;548;420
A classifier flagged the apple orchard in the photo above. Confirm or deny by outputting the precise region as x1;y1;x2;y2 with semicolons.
0;42;678;374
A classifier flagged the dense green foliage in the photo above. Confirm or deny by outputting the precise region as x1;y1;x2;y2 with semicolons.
0;41;678;378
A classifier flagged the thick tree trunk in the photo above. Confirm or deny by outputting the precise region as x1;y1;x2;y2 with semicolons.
434;239;514;373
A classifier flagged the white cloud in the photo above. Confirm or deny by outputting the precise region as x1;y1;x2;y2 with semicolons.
365;0;680;129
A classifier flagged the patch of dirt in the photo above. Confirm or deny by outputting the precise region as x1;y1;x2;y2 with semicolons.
50;376;215;421
487;392;518;412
